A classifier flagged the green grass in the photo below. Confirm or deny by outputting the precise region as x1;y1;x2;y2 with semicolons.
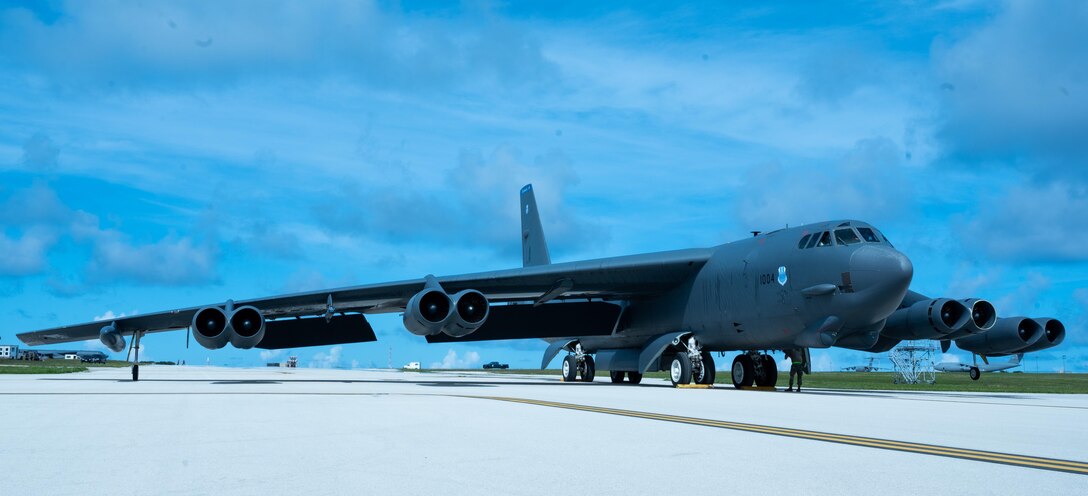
0;359;131;374
449;368;1088;394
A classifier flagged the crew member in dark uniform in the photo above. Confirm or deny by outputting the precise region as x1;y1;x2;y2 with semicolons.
785;348;806;392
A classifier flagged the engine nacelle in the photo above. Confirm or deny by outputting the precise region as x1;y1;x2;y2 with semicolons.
192;306;231;350
443;290;490;338
881;298;970;340
98;324;126;353
957;298;997;334
228;306;265;349
403;289;454;336
955;317;1042;355
1017;318;1065;353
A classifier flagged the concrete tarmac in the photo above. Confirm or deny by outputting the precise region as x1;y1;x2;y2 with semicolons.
1;366;1085;495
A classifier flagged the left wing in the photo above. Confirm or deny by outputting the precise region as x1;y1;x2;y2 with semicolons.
17;247;713;348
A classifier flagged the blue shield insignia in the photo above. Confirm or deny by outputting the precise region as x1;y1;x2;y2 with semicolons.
777;266;788;286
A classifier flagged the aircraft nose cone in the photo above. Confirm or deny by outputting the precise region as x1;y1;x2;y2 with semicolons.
849;245;913;288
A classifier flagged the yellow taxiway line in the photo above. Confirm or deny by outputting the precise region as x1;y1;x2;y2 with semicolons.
464;395;1088;476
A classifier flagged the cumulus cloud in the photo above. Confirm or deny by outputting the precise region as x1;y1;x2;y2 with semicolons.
309;345;343;368
430;349;480;369
733;137;908;229
259;349;284;362
963;182;1088;262
0;1;559;94
933;1;1088;167
93;310;137;321
0;182;219;285
317;145;603;258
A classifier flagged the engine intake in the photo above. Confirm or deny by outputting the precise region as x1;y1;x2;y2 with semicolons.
403;289;454;336
955;317;1042;355
444;290;490;338
882;298;969;340
98;324;126;353
228;306;266;349
192;306;230;350
1018;318;1065;353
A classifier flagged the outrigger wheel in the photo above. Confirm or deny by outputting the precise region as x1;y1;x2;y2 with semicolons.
131;363;139;382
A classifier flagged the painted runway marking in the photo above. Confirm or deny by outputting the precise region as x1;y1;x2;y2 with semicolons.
468;395;1088;476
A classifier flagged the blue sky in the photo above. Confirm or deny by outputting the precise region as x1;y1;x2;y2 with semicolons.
1;0;1085;372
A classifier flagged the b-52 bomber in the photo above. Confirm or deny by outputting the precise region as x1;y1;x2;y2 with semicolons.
18;185;1066;383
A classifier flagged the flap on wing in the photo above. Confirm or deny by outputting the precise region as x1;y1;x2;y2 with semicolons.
257;314;377;350
425;301;621;343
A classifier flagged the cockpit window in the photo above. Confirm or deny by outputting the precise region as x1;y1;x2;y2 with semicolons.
816;231;832;247
806;233;821;248
835;228;861;245
874;229;893;247
857;227;880;243
797;234;811;249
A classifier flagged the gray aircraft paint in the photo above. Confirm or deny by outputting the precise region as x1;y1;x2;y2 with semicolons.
17;184;1063;379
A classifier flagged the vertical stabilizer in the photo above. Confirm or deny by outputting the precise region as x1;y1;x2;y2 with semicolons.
520;184;551;267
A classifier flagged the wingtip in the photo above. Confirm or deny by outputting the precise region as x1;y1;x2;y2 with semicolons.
520;184;532;194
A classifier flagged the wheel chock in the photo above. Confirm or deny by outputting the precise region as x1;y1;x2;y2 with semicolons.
675;383;713;389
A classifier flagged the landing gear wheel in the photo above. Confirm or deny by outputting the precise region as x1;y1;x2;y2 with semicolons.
670;352;693;386
131;364;139;382
731;354;755;388
627;372;643;384
756;355;778;387
562;355;578;382
581;355;596;382
610;370;626;383
695;352;716;384
969;367;981;381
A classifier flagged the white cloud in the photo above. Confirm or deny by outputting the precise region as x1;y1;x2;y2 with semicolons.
259;349;283;362
430;349;480;369
309;345;343;368
93;310;137;321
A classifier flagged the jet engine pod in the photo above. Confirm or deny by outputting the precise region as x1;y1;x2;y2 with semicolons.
228;306;266;349
443;290;490;338
1018;318;1065;353
955;317;1042;355
403;289;454;336
98;324;127;353
881;298;969;340
958;298;997;334
192;306;231;350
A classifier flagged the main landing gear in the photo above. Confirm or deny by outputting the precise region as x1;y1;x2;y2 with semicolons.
668;336;716;386
561;343;595;382
730;351;778;388
609;370;643;384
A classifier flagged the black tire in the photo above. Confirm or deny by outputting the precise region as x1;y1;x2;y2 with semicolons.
969;367;981;381
696;352;717;384
627;372;643;384
131;364;139;382
582;355;596;382
669;352;693;386
731;354;755;388
610;370;626;383
756;355;779;387
562;355;578;382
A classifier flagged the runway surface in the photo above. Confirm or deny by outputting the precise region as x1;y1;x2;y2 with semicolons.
1;366;1085;495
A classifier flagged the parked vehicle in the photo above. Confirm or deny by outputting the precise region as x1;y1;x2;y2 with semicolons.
482;361;509;369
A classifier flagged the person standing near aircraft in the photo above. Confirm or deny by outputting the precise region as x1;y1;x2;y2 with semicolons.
785;348;806;392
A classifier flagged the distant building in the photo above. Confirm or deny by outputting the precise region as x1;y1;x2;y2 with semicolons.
15;349;108;361
403;361;421;370
285;356;298;368
0;344;18;359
